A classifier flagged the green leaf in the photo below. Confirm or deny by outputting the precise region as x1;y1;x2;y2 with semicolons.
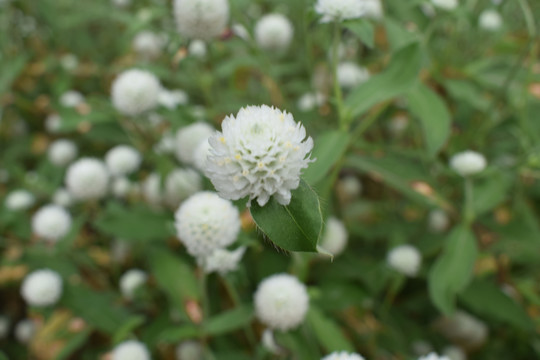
156;325;200;344
55;328;93;360
303;130;350;185
250;179;323;252
473;172;513;216
406;82;451;157
443;79;491;112
384;18;421;52
112;316;146;344
306;307;354;352
345;42;422;119
460;279;534;331
428;226;478;314
204;305;253;336
0;55;28;94
344;19;374;48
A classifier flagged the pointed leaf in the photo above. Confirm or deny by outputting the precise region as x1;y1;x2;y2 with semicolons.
344;19;374;48
307;307;354;352
204;305;253;336
303;130;350;185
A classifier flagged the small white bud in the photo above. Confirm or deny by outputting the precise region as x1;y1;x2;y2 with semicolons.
165;168;203;208
322;352;366;360
59;90;84;108
32;204;72;242
337;62;370;90
431;0;458;11
48;139;78;167
173;0;229;41
133;31;165;60
111;69;161;117
66;158;110;200
418;353;450;360
158;89;189;110
450;150;487;176
429;209;449;233
21;269;63;307
112;340;150;360
52;188;73;207
5;189;35;211
387;244;422;277
255;14;294;52
15;319;35;344
315;0;366;22
188;40;207;58
198;247;246;275
175;340;203;360
319;217;348;257
479;9;502;31
175;122;215;165
105;145;142;177
120;269;147;300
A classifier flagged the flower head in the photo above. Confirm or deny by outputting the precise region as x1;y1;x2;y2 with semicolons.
66;158;110;200
120;269;147;300
174;192;240;257
418;353;450;360
450;150;486;176
105;145;142;177
429;209;449;233
479;9;502;31
5;189;35;211
15;319;35;344
165;168;203;208
48;139;78;167
205;105;314;207
45;114;62;133
173;0;229;41
21;269;63;307
60;90;84;108
387;244;422;277
158;89;189;109
315;0;365;22
53;188;73;207
322;352;366;360
176;341;203;360
431;0;458;11
176;122;215;165
362;0;383;19
142;173;163;206
254;273;309;331
297;92;325;112
319;217;348;256
132;31;165;60
255;14;294;52
112;340;150;360
32;204;72;242
337;62;370;89
198;247;246;275
111;69;161;116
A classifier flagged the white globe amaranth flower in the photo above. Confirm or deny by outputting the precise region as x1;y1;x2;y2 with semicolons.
60;53;78;71
176;340;203;360
112;177;132;198
111;69;161;116
297;92;325;112
53;188;74;207
48;139;78;167
165;168;203;208
173;0;230;41
175;122;215;165
442;346;466;360
174;192;240;257
315;0;365;22
142;173;163;206
112;0;131;8
66;158;109;200
205;105;314;207
188;39;207;58
105;145;142;177
387;244;422;277
322;351;366;360
320;217;348;256
232;23;250;40
449;150;487;176
479;9;502;31
112;340;150;360
158;88;189;110
437;311;488;348
418;353;450;360
60;90;84;108
154;131;177;155
429;209;449;233
254;273;309;331
5;189;35;211
362;0;383;19
193;138;212;172
255;14;294;52
337;175;362;199
0;316;9;339
431;0;458;11
32;204;72;242
337;62;370;89
15;319;35;344
21;269;63;307
199;247;246;275
120;269;147;300
133;30;165;60
45;114;62;133
412;340;434;356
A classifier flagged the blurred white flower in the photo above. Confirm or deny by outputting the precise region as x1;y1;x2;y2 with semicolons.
232;23;250;40
412;340;434;356
112;0;131;8
337;62;370;89
431;0;458;11
362;0;383;19
319;217;348;256
165;168;203;208
421;3;436;17
21;269;63;307
120;269;147;300
450;150;487;176
262;329;285;355
60;90;84;108
0;316;9;339
297;92;325;112
174;192;240;257
337;176;362;199
133;31;165;60
53;188;74;207
205;105;314;207
255;14;294;52
32;204;72;242
60;54;78;71
112;340;150;360
48;139;78;167
112;177;132;198
173;0;229;40
176;340;203;360
5;189;35;211
105;145;142;177
437;311;488;349
158;89;189;110
387;244;422;277
418;353;450;360
111;69;161;116
315;0;365;22
322;352;366;360
479;9;502;31
188;39;207;58
45;114;62;133
142;173;163;207
254;274;309;331
199;247;246;275
176;122;215;165
193;138;212;172
388;115;409;136
443;346;467;360
15;319;35;344
429;209;449;233
66;158;110;200
154;131;177;155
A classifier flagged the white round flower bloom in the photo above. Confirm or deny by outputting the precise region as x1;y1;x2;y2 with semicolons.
15;319;35;344
111;69;161;116
32;204;72;242
337;62;370;89
438;311;488;348
60;53;78;71
48;139;78;167
45;114;62;133
431;0;458;11
387;244;422;277
165;168;203;208
176;341;203;360
188;39;207;58
206;105;313;207
53;188;73;207
112;177;132;198
173;0;229;41
158;89;189;110
315;0;365;22
133;31;164;60
297;92;325;112
322;352;366;360
105;145;142;177
449;150;486;176
154;131;177;155
442;346;466;360
418;353;450;360
362;0;383;19
337;176;362;199
5;189;35;211
199;247;246;275
120;269;147;300
21;269;63;307
66;158;109;200
142;173;163;206
232;23;250;40
0;316;10;339
254;273;309;331
112;340;150;360
112;0;131;8
175;122;215;165
319;217;348;256
429;209;449;233
255;14;294;52
479;9;502;31
193;138;212;172
174;192;240;257
60;90;84;108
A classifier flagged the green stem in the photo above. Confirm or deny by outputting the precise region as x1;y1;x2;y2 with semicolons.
222;276;258;348
331;21;346;130
464;177;475;225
